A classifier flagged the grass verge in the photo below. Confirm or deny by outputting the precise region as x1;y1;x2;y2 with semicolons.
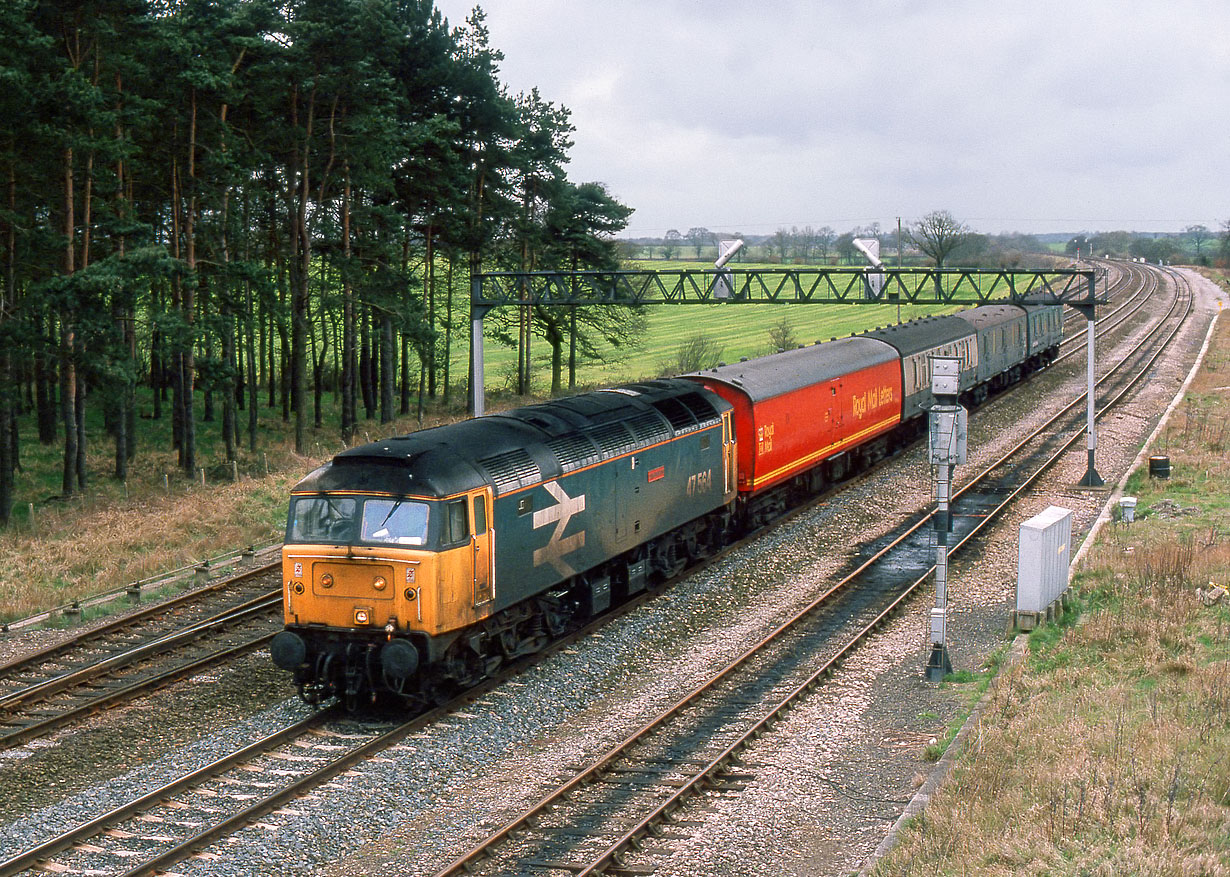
871;272;1230;875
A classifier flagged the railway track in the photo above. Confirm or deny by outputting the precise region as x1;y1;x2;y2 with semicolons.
0;565;282;750
0;265;1186;877
0;258;1142;752
426;266;1191;876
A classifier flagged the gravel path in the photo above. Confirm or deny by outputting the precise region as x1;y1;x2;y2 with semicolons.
0;266;1219;877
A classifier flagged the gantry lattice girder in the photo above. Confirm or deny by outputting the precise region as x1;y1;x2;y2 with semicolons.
471;267;1103;309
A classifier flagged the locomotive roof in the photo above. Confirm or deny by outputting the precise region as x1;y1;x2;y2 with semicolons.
290;378;729;498
862;313;975;357
685;335;898;402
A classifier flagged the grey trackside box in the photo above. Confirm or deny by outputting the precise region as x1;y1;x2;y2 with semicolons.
1015;506;1073;628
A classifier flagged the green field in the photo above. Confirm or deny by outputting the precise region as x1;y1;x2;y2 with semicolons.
470;301;958;394
465;261;963;395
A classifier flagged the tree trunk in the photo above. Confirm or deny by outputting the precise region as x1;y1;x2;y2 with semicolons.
0;395;12;526
340;166;356;444
60;146;78;495
289;83;314;455
35;331;56;443
425;225;435;398
179;88;198;474
380;311;394;424
245;279;258;451
74;374;87;491
222;308;237;464
568;305;576;390
443;254;453;404
360;304;374;418
400;333;410;415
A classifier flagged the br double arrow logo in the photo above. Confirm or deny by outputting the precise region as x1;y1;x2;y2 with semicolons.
532;481;587;576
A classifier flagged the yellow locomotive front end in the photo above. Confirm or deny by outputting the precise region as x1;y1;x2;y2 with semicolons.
271;485;496;707
281;493;433;632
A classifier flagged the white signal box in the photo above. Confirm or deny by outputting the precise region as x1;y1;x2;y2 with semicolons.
929;408;968;465
1015;506;1073;629
930;356;961;396
927;356;966;465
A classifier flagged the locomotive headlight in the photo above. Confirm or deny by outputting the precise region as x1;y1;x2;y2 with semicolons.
354;607;371;625
372;575;388;592
320;573;334;589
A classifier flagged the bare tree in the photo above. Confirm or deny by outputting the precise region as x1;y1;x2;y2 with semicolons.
686;226;712;259
662;228;682;260
816;225;836;263
659;333;723;375
910;210;971;268
770;228;790;261
1184;224;1211;260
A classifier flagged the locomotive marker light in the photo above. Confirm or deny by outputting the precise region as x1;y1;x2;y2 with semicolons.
925;355;966;682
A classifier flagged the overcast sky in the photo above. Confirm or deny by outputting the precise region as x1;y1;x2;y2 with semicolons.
431;0;1229;238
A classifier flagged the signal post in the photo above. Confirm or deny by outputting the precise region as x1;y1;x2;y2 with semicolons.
926;356;966;681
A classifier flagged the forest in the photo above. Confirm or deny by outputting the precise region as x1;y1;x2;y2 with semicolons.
0;0;637;528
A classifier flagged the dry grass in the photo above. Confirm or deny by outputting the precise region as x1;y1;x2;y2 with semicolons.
873;275;1230;876
0;470;300;618
0;401;489;621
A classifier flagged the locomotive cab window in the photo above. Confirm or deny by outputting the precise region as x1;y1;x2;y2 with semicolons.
441;498;470;546
360;499;429;546
288;496;358;543
287;496;429;546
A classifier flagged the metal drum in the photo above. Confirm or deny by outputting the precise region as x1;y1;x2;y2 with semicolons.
1148;455;1171;478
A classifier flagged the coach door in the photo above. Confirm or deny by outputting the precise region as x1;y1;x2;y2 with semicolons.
471;489;494;607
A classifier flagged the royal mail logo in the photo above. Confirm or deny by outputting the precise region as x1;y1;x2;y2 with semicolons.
532;481;586;576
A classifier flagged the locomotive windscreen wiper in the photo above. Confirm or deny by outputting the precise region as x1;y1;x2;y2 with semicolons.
377;500;403;529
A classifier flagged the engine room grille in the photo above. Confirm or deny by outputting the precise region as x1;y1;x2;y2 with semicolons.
477;448;542;495
651;396;699;434
588;422;636;458
546;433;600;473
625;411;671;447
676;391;721;428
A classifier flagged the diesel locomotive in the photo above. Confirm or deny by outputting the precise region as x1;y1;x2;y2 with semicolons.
270;302;1061;707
